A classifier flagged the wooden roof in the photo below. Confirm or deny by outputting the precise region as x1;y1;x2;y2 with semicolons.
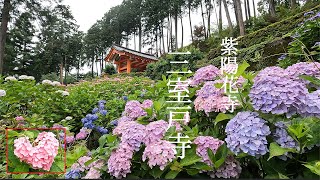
105;44;158;62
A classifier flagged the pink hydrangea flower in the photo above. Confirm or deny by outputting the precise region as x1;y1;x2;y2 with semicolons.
141;99;153;109
71;156;92;172
14;132;59;171
75;127;91;140
83;160;105;179
209;155;242;178
15;116;24;121
190;65;221;87
66;136;75;144
193;136;224;166
142;140;177;170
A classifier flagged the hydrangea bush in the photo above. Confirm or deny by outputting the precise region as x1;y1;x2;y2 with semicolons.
1;60;319;179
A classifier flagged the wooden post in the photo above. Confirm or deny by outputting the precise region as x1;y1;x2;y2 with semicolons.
127;59;131;73
117;62;120;73
60;63;63;85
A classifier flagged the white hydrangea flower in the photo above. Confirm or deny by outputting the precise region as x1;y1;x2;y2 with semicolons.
26;76;35;80
65;116;73;120
56;90;69;96
52;81;61;86
5;76;17;81
0;90;6;97
42;79;53;85
18;75;29;80
17;75;34;80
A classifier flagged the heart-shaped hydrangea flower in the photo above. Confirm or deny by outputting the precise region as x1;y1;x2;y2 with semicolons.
13;132;59;171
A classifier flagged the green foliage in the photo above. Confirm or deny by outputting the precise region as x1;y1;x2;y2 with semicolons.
103;64;117;75
146;46;204;80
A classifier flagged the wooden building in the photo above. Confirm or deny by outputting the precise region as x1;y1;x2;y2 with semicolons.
104;44;158;73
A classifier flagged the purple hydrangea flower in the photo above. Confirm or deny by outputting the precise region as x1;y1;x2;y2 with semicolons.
286;62;320;84
107;142;134;179
209;155;242;178
141;99;153;109
142;140;177;170
249;67;309;118
297;90;320;118
144;120;168;145
123;100;147;120
190;65;221;87
196;81;224;98
113;121;146;151
225;111;271;157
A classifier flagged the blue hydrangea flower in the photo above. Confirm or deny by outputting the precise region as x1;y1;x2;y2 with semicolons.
304;11;314;16
278;54;287;61
123;96;128;101
86;114;98;121
65;169;81;179
92;107;99;114
98;100;106;104
110;120;118;126
96;126;109;134
84;122;95;129
100;110;108;116
273;121;299;160
98;103;105;110
225;111;271;157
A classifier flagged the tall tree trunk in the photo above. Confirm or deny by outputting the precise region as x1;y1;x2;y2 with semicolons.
234;0;245;36
174;12;178;51
207;1;212;37
60;63;63;84
155;30;158;56
269;0;276;18
91;54;94;78
252;0;256;18
77;55;80;80
167;16;170;52
223;0;233;32
200;1;207;39
188;3;194;42
218;0;223;33
158;27;162;55
139;22;142;52
181;17;184;49
290;0;297;9
162;25;165;54
64;55;67;85
134;32;136;50
0;0;11;75
100;52;103;74
244;0;249;22
246;0;251;19
233;0;239;27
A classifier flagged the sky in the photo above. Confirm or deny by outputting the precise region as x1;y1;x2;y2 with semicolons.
62;0;259;74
